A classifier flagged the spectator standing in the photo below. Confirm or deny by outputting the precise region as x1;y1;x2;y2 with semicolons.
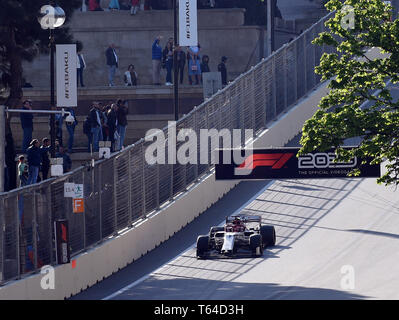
200;55;210;83
152;36;163;85
131;0;140;14
116;99;128;150
65;108;78;153
106;44;119;87
101;104;110;141
187;45;201;85
77;49;86;87
218;56;228;85
56;146;72;174
83;115;93;152
89;102;103;152
163;38;174;86
26;139;41;185
20;100;34;153
124;64;138;86
40;138;51;181
176;46;186;84
107;104;118;152
109;0;120;10
89;0;103;11
18;155;28;187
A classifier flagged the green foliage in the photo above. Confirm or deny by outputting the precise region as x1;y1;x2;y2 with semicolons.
299;0;399;186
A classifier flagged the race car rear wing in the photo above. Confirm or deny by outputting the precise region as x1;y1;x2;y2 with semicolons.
226;215;261;223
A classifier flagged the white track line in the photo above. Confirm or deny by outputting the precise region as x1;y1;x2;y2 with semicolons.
102;180;275;300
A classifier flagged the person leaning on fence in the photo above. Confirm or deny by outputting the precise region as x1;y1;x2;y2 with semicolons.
26;139;41;185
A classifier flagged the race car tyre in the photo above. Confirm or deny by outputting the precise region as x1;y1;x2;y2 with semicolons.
209;226;224;237
260;225;276;247
196;235;209;259
249;234;263;257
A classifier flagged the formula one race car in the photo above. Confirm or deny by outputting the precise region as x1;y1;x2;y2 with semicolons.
196;215;276;259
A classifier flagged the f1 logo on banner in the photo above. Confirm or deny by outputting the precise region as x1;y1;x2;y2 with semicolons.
215;147;381;180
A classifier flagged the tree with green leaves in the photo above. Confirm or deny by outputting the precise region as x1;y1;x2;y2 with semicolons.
0;0;82;108
299;0;399;186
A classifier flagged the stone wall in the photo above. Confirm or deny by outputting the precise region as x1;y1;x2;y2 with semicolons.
22;8;297;87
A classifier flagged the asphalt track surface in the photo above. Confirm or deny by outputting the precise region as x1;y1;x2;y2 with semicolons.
73;129;399;300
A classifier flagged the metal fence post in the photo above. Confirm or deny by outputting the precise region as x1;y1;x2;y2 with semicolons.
46;185;53;265
82;170;86;250
16;196;20;278
251;70;256;130
97;165;103;242
294;40;298;102
141;143;147;217
194;109;199;181
303;35;308;94
272;56;277;118
156;163;160;210
283;47;288;112
128;149;133;226
113;157;118;235
32;192;38;271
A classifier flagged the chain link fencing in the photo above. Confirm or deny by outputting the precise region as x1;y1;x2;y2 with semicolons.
0;12;335;284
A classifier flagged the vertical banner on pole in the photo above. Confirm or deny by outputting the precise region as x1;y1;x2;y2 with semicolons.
56;44;77;107
179;0;198;46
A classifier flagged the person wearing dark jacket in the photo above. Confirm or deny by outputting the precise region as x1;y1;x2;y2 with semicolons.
200;55;210;84
40;138;51;181
116;99;128;150
20;100;34;153
89;102;103;152
218;56;228;85
106;44;118;86
26;139;41;185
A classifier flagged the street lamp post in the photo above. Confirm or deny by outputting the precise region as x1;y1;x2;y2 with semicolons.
38;4;66;158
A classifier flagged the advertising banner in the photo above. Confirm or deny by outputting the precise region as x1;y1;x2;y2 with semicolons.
179;0;198;46
56;44;77;107
215;147;381;180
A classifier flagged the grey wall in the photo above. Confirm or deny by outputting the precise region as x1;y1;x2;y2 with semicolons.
22;8;297;87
